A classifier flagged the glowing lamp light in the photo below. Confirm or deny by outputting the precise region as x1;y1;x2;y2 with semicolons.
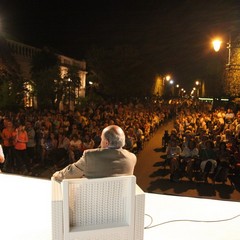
212;39;222;52
165;75;171;81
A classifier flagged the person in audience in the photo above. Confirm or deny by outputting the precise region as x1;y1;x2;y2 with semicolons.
162;130;170;149
1;120;15;172
214;141;232;183
26;121;36;170
41;131;58;167
81;133;95;151
180;139;199;181
52;125;137;181
199;139;217;183
166;137;182;182
13;123;29;174
68;133;83;163
50;131;70;168
0;143;5;172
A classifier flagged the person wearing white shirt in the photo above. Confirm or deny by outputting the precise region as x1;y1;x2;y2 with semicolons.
0;144;5;172
180;139;199;181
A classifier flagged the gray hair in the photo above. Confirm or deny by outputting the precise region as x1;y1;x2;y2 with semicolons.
103;125;125;148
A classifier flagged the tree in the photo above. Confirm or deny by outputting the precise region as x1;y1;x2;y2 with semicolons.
0;37;25;110
86;45;155;99
31;48;61;109
57;65;81;109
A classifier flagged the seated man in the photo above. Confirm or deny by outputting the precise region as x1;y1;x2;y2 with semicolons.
52;125;137;181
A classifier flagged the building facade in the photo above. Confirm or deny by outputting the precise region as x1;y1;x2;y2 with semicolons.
6;38;87;110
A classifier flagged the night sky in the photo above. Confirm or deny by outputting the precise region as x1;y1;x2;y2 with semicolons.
0;0;240;91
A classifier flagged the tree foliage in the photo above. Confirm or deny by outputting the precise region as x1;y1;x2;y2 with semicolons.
31;47;82;110
86;45;155;98
31;48;61;109
0;37;25;110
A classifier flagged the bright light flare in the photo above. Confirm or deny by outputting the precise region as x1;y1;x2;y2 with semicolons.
212;38;222;52
165;75;171;81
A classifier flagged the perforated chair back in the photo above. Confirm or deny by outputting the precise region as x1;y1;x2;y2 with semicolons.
52;175;145;240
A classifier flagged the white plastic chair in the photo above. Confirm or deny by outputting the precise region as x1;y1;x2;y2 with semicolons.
52;175;145;240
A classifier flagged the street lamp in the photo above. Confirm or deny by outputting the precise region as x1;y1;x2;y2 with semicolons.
162;74;172;97
169;79;174;96
175;84;180;97
212;39;222;52
211;35;240;96
212;37;231;66
162;74;171;86
68;78;72;110
195;80;201;97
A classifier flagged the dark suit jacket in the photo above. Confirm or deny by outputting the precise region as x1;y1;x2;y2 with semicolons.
53;148;137;181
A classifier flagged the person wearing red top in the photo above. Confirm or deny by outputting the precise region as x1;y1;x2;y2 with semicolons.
13;124;29;174
1;120;15;172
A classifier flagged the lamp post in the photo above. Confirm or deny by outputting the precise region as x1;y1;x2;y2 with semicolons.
212;37;231;66
67;78;72;110
211;35;240;96
162;75;172;97
169;79;174;96
195;80;200;97
176;84;180;97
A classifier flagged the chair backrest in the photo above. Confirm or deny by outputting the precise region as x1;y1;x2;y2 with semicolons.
52;175;145;240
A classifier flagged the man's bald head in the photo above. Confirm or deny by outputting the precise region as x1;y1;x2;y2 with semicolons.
101;125;125;149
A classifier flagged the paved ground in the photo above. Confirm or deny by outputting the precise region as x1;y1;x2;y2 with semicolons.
27;119;240;202
134;120;240;202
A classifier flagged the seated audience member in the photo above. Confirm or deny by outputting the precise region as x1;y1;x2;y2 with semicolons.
81;133;95;150
225;108;235;125
199;139;217;182
214;141;232;183
52;125;137;181
180;139;199;181
166;138;182;182
68;134;83;163
125;127;138;153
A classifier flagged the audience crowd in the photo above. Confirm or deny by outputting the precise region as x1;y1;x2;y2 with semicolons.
0;97;174;175
0;97;240;186
164;103;240;183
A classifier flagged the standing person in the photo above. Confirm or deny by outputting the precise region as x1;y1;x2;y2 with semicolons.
52;125;137;181
162;130;170;149
13;124;28;174
26;121;36;170
1;120;15;172
49;132;70;168
0;143;5;172
41;131;58;167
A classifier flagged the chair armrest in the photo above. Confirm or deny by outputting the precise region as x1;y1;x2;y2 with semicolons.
51;177;64;240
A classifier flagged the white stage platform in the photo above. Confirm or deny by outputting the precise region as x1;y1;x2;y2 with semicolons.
0;173;240;240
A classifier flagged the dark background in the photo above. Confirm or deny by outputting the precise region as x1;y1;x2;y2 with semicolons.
0;0;240;92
